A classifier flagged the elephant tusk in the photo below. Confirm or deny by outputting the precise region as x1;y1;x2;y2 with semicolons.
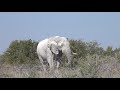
72;52;78;55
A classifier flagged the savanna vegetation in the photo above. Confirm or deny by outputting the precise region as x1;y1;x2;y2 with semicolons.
0;39;120;78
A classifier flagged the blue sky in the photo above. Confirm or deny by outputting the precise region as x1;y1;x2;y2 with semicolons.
0;12;120;54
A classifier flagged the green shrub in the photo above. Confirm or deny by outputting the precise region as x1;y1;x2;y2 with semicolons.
2;39;39;65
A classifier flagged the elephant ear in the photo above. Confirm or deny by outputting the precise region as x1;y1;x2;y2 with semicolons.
48;41;59;54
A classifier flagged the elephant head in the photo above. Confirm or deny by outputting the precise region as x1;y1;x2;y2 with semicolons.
56;37;73;66
48;36;73;66
48;41;59;55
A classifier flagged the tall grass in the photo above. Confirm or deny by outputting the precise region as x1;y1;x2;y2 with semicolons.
0;54;120;78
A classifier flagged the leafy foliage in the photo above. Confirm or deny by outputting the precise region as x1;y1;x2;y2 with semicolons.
2;39;39;65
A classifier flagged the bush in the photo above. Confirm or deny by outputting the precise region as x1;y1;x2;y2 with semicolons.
2;39;39;65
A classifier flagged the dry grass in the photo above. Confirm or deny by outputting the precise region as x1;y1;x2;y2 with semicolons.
0;64;82;78
0;55;120;78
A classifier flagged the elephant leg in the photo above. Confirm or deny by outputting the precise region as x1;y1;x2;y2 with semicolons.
63;48;72;67
47;49;54;71
47;57;54;71
54;61;60;75
38;55;47;72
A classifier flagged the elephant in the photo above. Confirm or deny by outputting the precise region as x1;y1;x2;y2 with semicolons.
37;36;73;72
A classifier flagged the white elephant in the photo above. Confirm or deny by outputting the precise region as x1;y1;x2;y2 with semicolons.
37;36;73;71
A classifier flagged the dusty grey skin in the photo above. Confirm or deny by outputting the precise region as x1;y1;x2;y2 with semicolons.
37;36;73;72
